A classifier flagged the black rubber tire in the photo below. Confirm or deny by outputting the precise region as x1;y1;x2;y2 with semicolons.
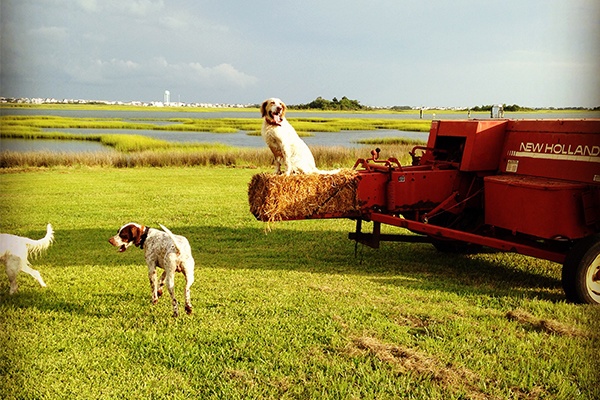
562;234;600;305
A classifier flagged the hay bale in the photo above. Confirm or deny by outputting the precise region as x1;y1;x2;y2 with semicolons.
248;169;360;222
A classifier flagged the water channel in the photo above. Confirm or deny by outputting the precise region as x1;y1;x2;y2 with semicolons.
1;108;598;153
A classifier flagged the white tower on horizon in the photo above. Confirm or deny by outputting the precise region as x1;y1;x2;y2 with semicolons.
164;90;170;105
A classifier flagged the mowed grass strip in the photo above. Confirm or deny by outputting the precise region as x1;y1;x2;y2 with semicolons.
0;167;598;399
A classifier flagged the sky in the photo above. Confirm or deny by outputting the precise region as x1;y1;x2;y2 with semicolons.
1;0;599;108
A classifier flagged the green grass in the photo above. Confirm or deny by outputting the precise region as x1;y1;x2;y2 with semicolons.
0;145;414;169
0;129;233;153
355;137;427;146
0;167;598;399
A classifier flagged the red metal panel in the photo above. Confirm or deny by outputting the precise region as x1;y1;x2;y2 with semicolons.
387;169;458;212
484;175;592;240
427;120;508;171
356;171;389;211
459;121;507;171
500;119;600;184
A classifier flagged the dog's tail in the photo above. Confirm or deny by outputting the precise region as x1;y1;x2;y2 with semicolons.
159;224;182;255
25;223;54;257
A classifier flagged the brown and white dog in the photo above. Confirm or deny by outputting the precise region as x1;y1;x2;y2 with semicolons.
109;223;195;317
0;224;54;294
261;97;339;175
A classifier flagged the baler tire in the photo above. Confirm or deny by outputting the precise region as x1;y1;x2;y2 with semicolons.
562;235;600;305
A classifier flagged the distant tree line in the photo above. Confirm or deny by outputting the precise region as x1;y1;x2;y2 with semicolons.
252;97;599;112
292;96;367;111
470;104;532;112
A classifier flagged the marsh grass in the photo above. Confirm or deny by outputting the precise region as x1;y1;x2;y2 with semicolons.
1;116;418;169
0;167;598;399
1;115;431;135
288;118;430;134
0;145;413;169
1;125;233;153
355;137;427;146
1;114;426;167
2;115;156;130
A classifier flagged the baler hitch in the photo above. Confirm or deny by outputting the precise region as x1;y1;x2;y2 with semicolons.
353;148;401;172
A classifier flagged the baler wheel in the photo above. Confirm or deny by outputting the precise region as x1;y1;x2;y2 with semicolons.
562;234;600;305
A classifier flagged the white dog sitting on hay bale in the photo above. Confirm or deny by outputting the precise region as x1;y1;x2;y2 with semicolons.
260;97;339;175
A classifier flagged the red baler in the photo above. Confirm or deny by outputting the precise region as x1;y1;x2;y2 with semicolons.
317;119;599;304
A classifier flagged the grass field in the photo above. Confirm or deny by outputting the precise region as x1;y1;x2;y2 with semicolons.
0;166;598;399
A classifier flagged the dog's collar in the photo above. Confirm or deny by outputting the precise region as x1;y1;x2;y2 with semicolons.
266;119;281;127
137;226;150;249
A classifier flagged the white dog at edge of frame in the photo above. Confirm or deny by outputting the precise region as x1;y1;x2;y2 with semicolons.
0;224;54;295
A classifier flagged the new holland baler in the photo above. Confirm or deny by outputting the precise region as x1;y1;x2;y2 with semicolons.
250;119;600;304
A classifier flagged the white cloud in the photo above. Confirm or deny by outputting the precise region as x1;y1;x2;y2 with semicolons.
76;0;98;12
76;0;164;17
66;56;258;89
68;58;140;85
157;10;229;34
183;61;258;88
121;0;164;17
158;15;188;31
29;26;68;41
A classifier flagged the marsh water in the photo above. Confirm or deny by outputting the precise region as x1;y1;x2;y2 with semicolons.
1;108;598;153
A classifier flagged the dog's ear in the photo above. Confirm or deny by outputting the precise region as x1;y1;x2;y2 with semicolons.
119;224;141;244
280;101;286;117
260;100;268;117
119;225;133;242
131;225;145;246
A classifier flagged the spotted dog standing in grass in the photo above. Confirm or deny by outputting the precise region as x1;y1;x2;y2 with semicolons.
109;223;195;317
0;224;54;294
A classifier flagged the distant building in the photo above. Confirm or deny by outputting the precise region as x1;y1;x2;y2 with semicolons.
164;90;170;105
491;104;504;118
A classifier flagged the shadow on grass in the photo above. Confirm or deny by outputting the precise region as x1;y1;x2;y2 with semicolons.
2;225;564;305
0;290;141;317
0;290;88;314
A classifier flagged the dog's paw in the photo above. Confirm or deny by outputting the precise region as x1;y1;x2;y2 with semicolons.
185;305;193;315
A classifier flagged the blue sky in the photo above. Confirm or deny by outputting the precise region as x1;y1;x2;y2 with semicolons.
1;0;599;107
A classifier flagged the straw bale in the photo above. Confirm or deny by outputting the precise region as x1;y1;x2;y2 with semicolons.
248;169;360;222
